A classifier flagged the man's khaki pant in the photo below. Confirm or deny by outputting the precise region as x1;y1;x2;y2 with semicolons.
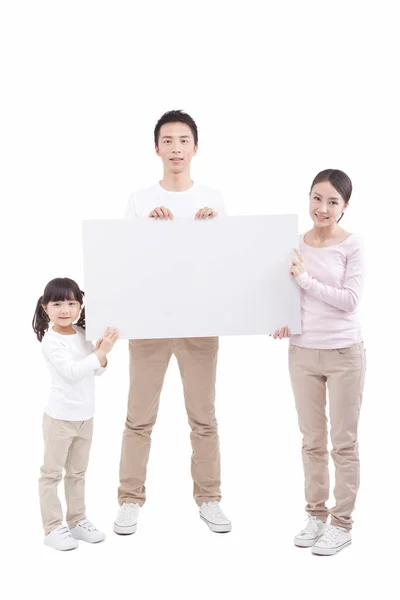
39;414;93;535
289;343;366;530
118;337;221;506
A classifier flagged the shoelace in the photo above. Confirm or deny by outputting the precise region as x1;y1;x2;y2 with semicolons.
302;515;319;533
202;502;227;522
119;503;137;520
320;526;342;544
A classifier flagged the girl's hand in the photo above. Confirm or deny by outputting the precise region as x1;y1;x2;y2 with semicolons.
270;326;291;339
290;248;307;278
98;327;119;354
195;207;217;219
95;339;103;349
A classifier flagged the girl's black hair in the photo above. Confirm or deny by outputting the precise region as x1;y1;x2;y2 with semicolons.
32;277;85;342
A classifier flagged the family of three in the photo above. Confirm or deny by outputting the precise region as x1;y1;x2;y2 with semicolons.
33;110;365;556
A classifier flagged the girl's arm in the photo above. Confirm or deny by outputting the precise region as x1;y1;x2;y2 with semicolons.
43;340;106;381
295;244;363;312
91;341;107;376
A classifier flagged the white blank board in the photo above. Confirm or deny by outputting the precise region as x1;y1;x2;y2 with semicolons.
82;216;301;340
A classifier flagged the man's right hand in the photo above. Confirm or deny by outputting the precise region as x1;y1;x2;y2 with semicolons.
148;206;174;219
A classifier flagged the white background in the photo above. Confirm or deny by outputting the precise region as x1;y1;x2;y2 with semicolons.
1;1;398;599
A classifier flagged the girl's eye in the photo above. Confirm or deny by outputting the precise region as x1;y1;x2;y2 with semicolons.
314;197;321;201
330;201;338;205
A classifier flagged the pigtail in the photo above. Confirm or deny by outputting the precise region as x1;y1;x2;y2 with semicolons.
77;306;86;330
76;290;86;329
32;296;50;342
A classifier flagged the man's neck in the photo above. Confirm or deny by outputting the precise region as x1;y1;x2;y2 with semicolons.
160;172;194;192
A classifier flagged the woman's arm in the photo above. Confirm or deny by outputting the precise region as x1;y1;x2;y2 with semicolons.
295;244;363;312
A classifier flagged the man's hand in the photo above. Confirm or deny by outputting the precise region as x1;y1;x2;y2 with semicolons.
195;207;217;219
149;206;174;219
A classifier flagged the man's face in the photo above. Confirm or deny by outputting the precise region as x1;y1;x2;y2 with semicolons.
156;122;197;174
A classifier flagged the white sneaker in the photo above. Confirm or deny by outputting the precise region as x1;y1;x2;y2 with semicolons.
114;502;140;535
70;519;105;543
294;515;327;547
312;525;352;556
199;501;232;533
44;524;79;551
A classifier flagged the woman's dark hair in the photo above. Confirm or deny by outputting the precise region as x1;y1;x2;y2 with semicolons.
310;169;352;223
154;110;198;146
32;277;85;342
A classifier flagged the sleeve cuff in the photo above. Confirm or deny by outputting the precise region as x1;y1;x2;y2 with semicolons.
295;272;310;287
88;353;103;369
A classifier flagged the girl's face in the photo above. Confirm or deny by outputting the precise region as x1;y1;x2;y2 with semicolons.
43;298;81;329
309;181;347;228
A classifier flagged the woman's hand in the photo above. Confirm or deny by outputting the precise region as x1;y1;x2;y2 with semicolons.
270;326;291;339
290;248;307;278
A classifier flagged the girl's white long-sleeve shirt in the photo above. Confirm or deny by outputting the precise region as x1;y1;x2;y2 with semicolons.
42;325;106;421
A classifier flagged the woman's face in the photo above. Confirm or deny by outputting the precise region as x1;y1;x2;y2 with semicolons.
309;180;347;228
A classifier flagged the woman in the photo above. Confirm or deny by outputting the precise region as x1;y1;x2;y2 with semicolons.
274;169;366;556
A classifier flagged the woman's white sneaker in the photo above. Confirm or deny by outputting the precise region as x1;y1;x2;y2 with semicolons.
311;525;351;555
199;501;232;533
114;502;140;535
294;515;327;547
44;525;79;551
69;519;105;543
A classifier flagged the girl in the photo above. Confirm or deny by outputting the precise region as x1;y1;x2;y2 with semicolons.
273;169;366;556
33;277;118;551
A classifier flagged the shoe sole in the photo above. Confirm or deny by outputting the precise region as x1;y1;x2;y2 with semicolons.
200;516;232;533
294;532;326;548
311;540;352;556
44;541;79;551
113;523;137;535
294;538;319;548
70;534;105;543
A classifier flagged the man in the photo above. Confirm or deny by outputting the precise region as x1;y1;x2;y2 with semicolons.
114;110;231;534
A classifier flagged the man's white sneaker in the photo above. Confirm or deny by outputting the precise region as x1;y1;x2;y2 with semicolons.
312;525;352;556
44;524;79;551
69;519;105;543
114;502;140;535
199;501;232;533
294;515;327;547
